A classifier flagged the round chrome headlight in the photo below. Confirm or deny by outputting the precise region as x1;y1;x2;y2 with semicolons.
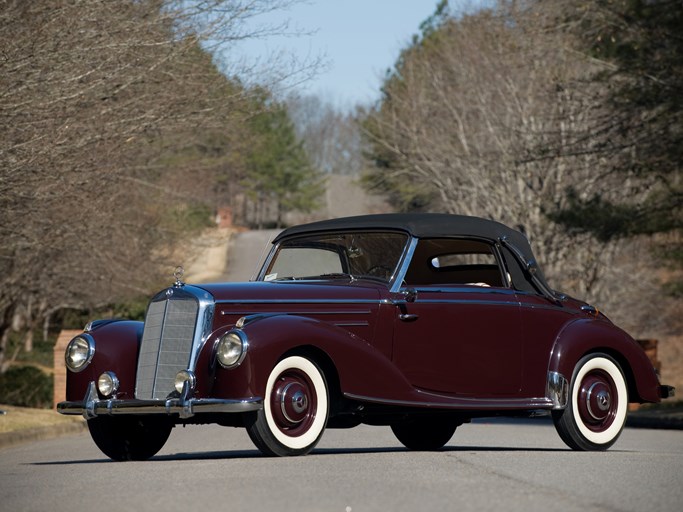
65;335;95;372
174;370;196;394
216;330;248;369
97;372;119;397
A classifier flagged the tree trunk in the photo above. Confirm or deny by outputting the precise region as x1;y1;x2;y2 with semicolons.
0;323;11;374
24;329;33;353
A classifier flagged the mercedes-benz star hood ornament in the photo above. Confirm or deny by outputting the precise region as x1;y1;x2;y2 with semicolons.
173;265;185;287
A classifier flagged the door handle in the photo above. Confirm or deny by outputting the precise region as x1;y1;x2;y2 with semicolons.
399;313;419;322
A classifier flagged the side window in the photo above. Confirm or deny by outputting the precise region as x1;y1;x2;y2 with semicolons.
431;252;496;268
404;239;506;287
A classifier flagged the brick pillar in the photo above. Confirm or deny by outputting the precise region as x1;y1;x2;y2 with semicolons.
216;206;233;228
53;330;81;409
636;339;660;373
629;339;660;411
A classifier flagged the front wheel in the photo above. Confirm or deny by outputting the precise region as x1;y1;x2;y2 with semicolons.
246;356;329;456
391;418;457;451
552;353;628;451
87;416;173;461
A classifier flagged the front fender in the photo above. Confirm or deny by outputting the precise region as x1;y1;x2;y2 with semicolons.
211;314;416;402
65;320;143;401
548;318;661;403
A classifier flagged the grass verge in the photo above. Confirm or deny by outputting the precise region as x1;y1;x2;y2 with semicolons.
0;404;83;435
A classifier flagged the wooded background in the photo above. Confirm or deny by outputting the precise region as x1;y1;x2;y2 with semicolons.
362;0;681;379
0;0;323;376
0;0;680;397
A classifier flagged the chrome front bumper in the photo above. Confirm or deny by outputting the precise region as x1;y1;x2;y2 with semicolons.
58;382;263;420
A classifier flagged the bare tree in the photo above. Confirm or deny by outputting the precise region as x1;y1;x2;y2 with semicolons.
0;0;309;370
362;6;642;306
287;94;366;176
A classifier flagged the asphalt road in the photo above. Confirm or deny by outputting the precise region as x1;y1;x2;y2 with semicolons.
2;419;681;512
222;229;282;282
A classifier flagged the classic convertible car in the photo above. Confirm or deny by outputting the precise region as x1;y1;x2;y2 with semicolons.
58;213;674;460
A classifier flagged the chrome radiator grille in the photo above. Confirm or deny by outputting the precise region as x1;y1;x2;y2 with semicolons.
135;296;199;400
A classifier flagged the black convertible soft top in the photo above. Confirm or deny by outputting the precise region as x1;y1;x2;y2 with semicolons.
275;213;528;253
274;213;554;294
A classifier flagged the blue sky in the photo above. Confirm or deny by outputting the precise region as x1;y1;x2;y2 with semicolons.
228;1;487;108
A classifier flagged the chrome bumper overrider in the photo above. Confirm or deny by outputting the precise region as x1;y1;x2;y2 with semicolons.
546;371;569;409
57;382;263;420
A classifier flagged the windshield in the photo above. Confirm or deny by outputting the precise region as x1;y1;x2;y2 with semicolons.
261;231;409;283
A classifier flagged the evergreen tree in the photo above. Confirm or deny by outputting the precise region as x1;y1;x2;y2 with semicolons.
245;99;324;228
548;0;682;291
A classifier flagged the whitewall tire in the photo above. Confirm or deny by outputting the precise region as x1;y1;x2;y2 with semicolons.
246;356;328;456
552;354;628;451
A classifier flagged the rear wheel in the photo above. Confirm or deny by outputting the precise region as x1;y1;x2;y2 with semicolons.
87;416;173;461
391;418;457;451
552;354;628;451
246;356;329;456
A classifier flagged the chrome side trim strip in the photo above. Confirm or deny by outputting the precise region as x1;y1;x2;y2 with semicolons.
519;303;578;314
59;381;262;420
407;286;519;296
216;299;381;305
405;299;520;307
221;309;373;315
218;297;579;314
546;371;569;409
343;392;553;410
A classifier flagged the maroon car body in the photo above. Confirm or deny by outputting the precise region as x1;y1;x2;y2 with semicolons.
58;213;674;460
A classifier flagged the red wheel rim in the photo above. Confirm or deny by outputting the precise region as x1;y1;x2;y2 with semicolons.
269;369;318;438
577;369;618;433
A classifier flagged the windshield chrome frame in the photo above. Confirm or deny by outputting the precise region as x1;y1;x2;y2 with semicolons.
256;243;279;281
389;237;418;293
255;230;413;287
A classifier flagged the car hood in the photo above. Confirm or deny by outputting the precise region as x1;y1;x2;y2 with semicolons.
195;280;384;303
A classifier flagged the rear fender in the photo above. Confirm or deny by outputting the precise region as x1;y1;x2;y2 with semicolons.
65;320;143;401
549;319;661;404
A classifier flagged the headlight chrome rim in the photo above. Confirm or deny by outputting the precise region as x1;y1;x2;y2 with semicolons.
97;371;119;398
216;330;248;369
65;334;95;373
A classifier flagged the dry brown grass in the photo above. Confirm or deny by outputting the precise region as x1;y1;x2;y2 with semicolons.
0;404;83;435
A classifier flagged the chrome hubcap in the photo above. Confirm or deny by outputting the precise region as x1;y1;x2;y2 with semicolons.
586;381;612;421
579;371;617;431
271;372;316;434
596;390;611;411
280;382;309;424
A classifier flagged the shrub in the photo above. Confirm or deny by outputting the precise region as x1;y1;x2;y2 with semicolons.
0;366;53;409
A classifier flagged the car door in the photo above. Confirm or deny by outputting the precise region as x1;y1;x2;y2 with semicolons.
390;238;524;397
